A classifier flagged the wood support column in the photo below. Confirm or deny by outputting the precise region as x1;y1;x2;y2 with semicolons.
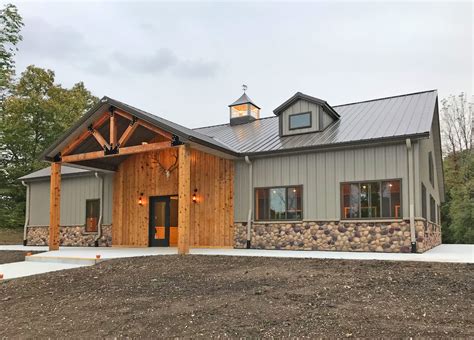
178;144;191;255
49;162;61;251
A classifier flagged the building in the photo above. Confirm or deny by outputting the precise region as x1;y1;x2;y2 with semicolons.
19;89;444;253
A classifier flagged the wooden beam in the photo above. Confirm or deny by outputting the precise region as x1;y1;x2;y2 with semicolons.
61;113;110;156
117;121;138;147
114;109;173;140
91;129;111;150
178;144;191;255
110;112;117;148
49;163;61;251
61;141;172;163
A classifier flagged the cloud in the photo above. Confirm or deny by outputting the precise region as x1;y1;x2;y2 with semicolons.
18;17;218;79
112;49;219;79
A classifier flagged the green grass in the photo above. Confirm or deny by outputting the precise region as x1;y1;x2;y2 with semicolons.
0;228;23;245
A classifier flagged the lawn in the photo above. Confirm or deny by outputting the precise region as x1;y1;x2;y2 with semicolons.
0;255;472;338
0;228;23;245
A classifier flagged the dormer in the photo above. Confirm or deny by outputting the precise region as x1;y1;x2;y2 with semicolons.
273;92;340;136
229;89;260;126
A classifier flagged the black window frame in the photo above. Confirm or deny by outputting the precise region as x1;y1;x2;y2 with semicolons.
421;183;427;219
288;112;312;130
340;179;402;220
428;151;434;186
85;199;100;233
254;185;303;221
429;194;436;223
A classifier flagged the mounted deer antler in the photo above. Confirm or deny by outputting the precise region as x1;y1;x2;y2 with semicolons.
155;152;178;179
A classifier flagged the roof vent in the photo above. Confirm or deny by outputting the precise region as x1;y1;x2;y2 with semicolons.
229;85;260;126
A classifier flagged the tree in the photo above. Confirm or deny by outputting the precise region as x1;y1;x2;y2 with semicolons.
0;66;98;229
0;3;23;97
440;93;474;244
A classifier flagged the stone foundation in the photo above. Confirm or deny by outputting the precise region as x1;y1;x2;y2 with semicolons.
234;220;441;253
26;225;112;247
416;220;442;252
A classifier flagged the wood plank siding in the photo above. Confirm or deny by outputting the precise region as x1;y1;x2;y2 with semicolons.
112;147;234;247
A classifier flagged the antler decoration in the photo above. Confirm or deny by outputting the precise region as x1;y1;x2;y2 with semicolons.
155;152;178;179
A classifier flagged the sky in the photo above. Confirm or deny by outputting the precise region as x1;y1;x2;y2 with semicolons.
6;1;474;128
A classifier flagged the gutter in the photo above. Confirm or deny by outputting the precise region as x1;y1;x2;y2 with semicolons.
94;172;104;246
21;181;30;246
406;139;417;253
244;156;253;249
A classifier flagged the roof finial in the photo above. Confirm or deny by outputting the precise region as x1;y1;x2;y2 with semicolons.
242;84;247;93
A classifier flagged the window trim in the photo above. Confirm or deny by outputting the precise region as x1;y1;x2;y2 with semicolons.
288;111;312;130
254;185;304;221
340;179;403;220
85;198;100;233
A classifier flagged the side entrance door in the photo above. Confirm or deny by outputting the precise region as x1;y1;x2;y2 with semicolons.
149;196;178;247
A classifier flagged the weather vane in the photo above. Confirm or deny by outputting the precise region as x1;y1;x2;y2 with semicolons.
242;84;247;92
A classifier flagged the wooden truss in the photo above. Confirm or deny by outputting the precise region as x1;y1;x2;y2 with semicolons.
59;107;174;163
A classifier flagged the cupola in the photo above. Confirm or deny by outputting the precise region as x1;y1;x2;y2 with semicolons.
229;85;260;126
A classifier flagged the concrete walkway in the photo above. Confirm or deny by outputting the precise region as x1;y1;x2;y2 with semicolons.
1;244;472;280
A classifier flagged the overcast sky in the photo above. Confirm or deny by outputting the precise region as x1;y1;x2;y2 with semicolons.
7;1;473;128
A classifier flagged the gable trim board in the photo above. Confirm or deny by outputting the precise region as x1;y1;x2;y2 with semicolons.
21;89;444;253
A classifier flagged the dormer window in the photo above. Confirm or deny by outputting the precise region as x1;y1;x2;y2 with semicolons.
229;87;260;126
289;112;312;130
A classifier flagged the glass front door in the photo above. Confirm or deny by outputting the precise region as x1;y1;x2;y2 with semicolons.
149;196;178;247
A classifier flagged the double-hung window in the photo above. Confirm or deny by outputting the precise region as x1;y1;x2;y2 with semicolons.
341;180;401;219
255;186;303;221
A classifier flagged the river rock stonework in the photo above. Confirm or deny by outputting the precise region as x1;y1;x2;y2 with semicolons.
26;225;112;247
234;220;441;253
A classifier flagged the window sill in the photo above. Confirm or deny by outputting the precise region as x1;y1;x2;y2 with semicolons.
253;220;304;224
340;219;405;223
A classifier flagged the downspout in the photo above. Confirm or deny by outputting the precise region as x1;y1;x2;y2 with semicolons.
244;156;253;249
21;181;30;246
406;139;417;253
94;172;104;247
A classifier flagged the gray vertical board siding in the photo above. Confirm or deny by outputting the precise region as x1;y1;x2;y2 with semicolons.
27;173;113;226
234;142;410;221
417;129;441;221
281;99;325;136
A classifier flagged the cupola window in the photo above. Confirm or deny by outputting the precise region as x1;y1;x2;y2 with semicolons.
229;85;260;126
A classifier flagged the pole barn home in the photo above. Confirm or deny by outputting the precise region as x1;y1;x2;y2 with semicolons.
19;89;444;254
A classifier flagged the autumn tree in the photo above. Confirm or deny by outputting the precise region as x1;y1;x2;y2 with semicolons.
440;93;473;244
0;66;98;228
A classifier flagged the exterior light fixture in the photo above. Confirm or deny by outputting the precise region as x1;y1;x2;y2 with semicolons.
138;193;144;206
192;188;198;203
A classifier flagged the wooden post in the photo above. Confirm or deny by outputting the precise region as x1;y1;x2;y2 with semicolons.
110;112;117;148
49;162;61;251
178;144;191;255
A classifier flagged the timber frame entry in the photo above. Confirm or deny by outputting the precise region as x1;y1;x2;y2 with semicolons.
46;103;234;254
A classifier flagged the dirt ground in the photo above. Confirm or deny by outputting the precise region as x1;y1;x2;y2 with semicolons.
0;251;43;265
0;228;23;245
0;255;472;338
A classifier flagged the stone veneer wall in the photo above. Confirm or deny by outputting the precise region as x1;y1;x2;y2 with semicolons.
26;225;112;247
234;219;441;253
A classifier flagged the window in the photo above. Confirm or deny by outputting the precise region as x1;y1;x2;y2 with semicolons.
85;199;100;232
255;186;302;220
421;183;427;219
430;195;436;223
289;112;311;130
428;152;434;186
341;180;401;219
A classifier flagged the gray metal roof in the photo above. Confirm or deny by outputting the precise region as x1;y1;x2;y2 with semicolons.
195;90;438;155
229;93;261;109
19;165;91;181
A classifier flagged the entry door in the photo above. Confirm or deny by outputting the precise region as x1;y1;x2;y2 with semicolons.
149;196;178;247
